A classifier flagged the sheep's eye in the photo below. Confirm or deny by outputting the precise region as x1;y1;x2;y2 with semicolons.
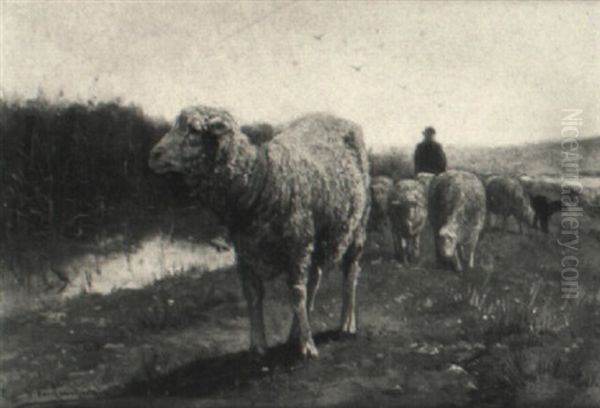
188;123;200;134
175;117;188;132
209;121;227;134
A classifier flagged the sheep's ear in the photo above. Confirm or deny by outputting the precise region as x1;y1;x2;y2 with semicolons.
439;226;455;239
188;116;204;132
207;116;231;136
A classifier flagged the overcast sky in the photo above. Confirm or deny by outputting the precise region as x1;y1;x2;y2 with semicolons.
1;1;598;149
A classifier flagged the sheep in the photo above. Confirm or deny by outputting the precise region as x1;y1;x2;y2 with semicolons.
149;106;370;359
485;175;535;233
387;179;428;264
531;195;562;233
428;170;486;272
369;176;393;231
415;171;435;190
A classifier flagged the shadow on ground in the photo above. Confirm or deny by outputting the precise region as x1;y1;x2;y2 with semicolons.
6;216;600;408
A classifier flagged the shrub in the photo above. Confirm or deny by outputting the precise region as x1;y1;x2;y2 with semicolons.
368;148;413;180
0;96;193;282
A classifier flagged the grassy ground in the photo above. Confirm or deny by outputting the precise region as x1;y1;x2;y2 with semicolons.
2;213;600;408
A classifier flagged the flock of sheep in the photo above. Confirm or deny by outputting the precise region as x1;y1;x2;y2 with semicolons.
371;169;563;271
148;107;563;359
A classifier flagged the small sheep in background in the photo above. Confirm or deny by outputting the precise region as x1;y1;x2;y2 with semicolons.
387;179;428;264
531;195;562;233
369;176;394;232
240;122;281;145
415;171;435;190
428;170;487;272
485;175;535;233
149;106;370;359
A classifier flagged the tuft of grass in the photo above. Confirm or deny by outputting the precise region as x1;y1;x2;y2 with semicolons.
368;148;414;180
0;96;196;285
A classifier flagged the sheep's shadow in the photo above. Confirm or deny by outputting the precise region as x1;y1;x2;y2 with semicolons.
119;329;346;398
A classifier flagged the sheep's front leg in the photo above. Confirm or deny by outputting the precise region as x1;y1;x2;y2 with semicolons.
465;236;480;269
453;245;464;272
401;237;410;266
288;254;319;359
409;234;420;262
238;265;267;356
392;231;405;264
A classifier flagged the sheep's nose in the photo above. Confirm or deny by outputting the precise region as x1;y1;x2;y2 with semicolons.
150;148;163;162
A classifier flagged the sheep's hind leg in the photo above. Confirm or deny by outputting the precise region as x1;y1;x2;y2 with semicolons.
340;240;363;335
288;265;322;344
307;266;322;315
238;265;267;357
487;213;495;230
288;252;319;359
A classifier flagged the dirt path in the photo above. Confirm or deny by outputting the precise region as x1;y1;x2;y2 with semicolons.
2;226;600;407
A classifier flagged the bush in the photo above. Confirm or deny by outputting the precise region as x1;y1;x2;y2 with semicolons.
368;148;413;180
0;96;192;263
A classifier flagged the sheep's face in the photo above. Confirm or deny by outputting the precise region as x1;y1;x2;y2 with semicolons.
371;186;390;213
391;201;420;233
517;195;536;226
370;178;393;212
149;107;236;178
437;226;457;260
522;202;536;226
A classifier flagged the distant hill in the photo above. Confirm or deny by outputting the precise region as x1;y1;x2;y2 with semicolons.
369;137;600;217
445;136;600;177
369;136;600;180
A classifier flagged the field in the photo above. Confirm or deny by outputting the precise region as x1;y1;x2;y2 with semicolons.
1;100;600;407
2;205;600;407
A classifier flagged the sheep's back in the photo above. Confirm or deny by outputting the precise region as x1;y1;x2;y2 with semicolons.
429;171;486;237
243;113;369;264
486;176;523;215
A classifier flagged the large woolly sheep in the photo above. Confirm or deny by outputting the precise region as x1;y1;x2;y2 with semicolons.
149;106;370;359
369;176;393;231
485;175;535;233
428;170;486;272
387;179;428;264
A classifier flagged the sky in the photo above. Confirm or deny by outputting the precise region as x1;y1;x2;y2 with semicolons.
1;1;599;150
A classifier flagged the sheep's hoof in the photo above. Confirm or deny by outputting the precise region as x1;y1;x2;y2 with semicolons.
249;345;267;360
340;320;358;336
300;339;319;360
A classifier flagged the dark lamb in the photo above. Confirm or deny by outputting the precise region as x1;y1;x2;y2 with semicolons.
531;195;562;233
